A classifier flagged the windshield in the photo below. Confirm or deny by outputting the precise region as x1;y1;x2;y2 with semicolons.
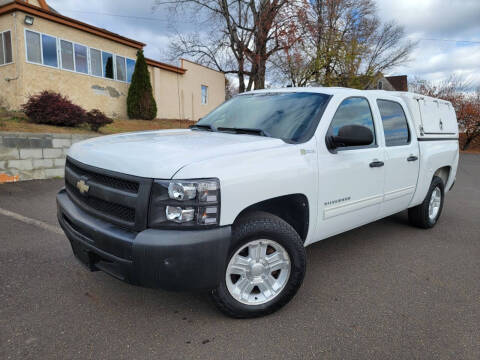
196;92;331;143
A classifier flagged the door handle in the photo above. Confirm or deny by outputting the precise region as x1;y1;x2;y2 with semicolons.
407;155;418;162
369;160;384;168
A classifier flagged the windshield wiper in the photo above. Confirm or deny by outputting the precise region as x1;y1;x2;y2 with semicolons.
189;124;216;132
216;127;272;138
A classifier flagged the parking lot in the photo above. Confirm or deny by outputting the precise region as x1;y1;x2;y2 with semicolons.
0;154;479;360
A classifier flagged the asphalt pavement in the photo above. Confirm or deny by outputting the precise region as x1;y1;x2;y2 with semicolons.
0;154;479;360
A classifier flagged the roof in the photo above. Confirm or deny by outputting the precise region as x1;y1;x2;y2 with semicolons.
0;0;145;48
241;87;368;96
243;87;453;107
146;58;186;75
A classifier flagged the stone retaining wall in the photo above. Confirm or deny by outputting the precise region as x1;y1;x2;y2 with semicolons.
0;132;97;183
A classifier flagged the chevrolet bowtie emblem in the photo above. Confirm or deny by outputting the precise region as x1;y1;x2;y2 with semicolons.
76;179;90;194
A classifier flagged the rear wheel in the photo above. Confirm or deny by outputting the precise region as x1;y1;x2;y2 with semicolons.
408;176;445;229
211;212;306;318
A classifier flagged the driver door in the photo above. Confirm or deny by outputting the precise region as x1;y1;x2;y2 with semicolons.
316;96;385;240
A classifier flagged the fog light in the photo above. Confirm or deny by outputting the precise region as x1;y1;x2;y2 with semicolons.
165;206;195;223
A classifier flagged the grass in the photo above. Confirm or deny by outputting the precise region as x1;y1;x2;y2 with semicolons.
0;109;196;135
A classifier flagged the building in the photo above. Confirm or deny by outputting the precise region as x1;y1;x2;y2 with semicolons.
0;0;225;120
366;74;409;92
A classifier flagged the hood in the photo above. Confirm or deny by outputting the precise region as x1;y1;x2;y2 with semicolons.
68;129;286;178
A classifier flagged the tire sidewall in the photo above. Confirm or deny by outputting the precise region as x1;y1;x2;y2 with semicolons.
215;215;306;316
424;177;445;227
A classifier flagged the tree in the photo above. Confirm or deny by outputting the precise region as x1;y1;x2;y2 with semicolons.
127;50;157;120
410;77;480;150
158;0;301;92
271;0;414;88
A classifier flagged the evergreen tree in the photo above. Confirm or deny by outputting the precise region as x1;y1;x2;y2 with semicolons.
127;50;157;120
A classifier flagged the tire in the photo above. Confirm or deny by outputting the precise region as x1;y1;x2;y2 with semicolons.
408;176;445;229
211;211;306;318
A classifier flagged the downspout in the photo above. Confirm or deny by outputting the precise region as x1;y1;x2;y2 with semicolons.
4;12;20;109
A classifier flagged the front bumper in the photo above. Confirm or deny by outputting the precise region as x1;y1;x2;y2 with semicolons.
57;189;231;290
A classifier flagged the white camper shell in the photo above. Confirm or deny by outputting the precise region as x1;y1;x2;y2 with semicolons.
391;92;459;138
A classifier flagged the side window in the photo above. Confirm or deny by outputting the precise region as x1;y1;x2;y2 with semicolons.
115;55;126;81
74;44;88;74
41;34;58;67
0;31;13;65
60;40;74;71
25;30;41;64
328;97;376;148
377;99;410;146
102;51;114;79
126;58;136;83
201;85;208;104
90;48;102;77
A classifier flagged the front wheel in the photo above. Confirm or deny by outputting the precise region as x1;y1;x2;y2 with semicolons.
211;212;306;318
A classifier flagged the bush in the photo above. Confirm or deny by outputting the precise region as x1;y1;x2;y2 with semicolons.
127;50;157;120
85;109;113;132
22;91;86;127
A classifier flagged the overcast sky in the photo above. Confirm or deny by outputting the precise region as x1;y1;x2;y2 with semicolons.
48;0;480;89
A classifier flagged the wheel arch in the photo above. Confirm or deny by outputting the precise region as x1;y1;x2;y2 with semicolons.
233;194;309;242
434;166;451;187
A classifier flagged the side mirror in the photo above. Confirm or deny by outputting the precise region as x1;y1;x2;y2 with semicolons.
327;124;373;151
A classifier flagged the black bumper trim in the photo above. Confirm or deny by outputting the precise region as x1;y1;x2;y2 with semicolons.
57;189;232;290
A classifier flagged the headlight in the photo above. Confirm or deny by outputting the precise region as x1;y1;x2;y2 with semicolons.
148;179;220;228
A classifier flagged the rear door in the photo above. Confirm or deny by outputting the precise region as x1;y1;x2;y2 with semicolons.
375;98;419;216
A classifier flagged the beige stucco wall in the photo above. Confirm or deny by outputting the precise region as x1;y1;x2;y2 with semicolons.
1;11;138;118
0;12;18;110
151;59;225;121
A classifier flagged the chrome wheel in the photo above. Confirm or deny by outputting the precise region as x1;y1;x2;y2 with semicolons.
428;186;442;221
226;239;291;305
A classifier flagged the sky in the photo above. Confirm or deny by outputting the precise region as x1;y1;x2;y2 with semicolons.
48;0;480;89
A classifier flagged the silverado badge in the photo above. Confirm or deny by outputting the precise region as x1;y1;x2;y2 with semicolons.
76;180;90;194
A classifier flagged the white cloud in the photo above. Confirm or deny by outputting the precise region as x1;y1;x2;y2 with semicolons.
47;0;480;88
376;0;480;88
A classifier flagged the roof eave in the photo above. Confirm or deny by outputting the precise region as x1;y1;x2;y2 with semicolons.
0;1;145;49
145;58;186;74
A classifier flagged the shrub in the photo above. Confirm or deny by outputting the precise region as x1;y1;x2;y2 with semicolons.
22;91;86;127
127;50;157;120
85;109;113;132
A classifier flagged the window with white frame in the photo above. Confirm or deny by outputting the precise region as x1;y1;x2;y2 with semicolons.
90;48;102;77
201;85;208;104
102;51;114;79
25;30;41;64
126;58;135;82
24;29;136;83
41;34;58;67
0;30;13;65
115;55;126;81
60;40;74;71
74;44;88;74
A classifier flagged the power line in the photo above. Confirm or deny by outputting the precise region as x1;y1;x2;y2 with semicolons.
56;8;169;22
56;8;480;46
416;38;480;44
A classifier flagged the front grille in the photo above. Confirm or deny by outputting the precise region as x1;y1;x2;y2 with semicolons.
64;157;152;231
66;182;136;223
66;159;139;193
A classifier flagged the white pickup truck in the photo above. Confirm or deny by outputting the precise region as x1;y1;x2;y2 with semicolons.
57;87;459;318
